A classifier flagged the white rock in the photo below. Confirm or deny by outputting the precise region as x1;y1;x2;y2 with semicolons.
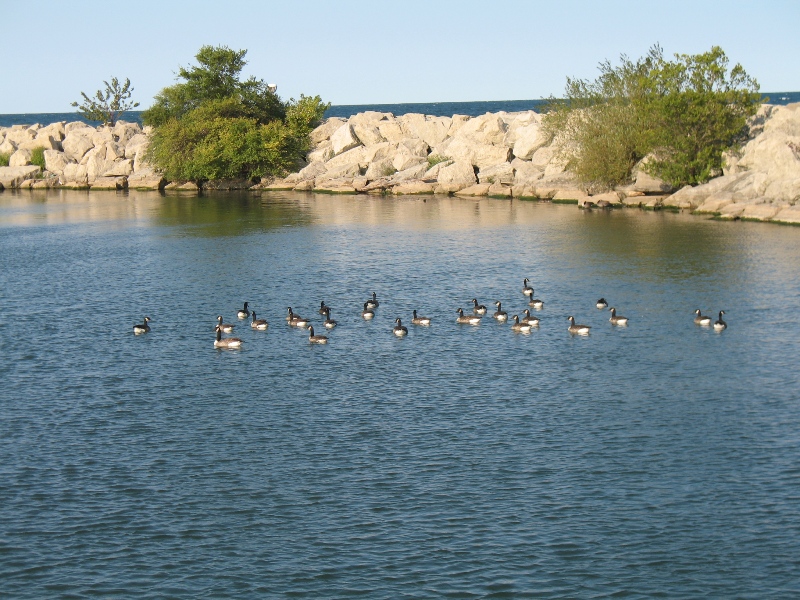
63;163;88;184
376;120;406;143
324;146;366;172
62;131;95;161
38;122;66;141
352;124;385;146
365;158;396;180
44;149;71;174
310;117;346;144
422;159;454;180
105;141;125;160
436;160;476;188
511;158;544;186
307;140;333;163
65;121;92;134
392;149;426;173
92;128;114;146
0;165;40;187
87;152;113;182
124;133;149;159
103;159;134;177
389;162;429;183
362;142;394;164
478;162;514;184
398;114;451;147
330;123;362;156
5;128;36;146
511;122;548;159
113;121;141;145
297;161;327;181
9;149;32;167
0;138;16;154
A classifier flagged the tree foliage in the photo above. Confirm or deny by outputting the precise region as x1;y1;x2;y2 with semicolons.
542;45;761;190
143;45;328;183
71;77;140;126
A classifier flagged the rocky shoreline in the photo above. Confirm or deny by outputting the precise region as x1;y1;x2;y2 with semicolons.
1;102;799;224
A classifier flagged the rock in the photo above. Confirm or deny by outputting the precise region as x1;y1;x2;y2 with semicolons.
20;134;60;151
399;114;451;147
455;183;491;197
376;120;406;143
323;162;362;180
86;152;113;182
330;123;362;155
38;122;66;141
102;159;134;177
456;113;508;146
488;183;512;198
436;137;511;169
124;133;149;159
0;138;16;154
62;131;95;161
436;160;477;189
307;140;333;163
105;141;125;160
90;176;127;190
314;181;358;194
297;161;328;181
622;195;644;207
202;179;252;190
362;142;394;164
310;118;346;144
44;149;70;174
32;178;59;189
478;162;514;185
127;173;166;190
9;149;32;167
352;176;369;191
391;180;435;195
260;179;296;191
324;146;365;172
5;128;36;146
717;203;748;219
65;121;90;134
62;163;88;184
293;180;315;191
351;124;385;146
113;121;141;145
590;191;623;206
392;149;426;173
772;205;800;224
91;128;114;147
388;162;429;183
511;158;544;186
695;192;735;214
741;203;781;221
511;121;548;159
422;159;454;180
553;189;590;203
164;181;199;192
0;165;41;188
365;158;396;180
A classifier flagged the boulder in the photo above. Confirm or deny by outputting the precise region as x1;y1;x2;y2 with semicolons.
391;180;436;195
44;149;71;174
351;124;385;146
422;159;454;180
310;117;346;144
589;191;623;206
436;160;477;189
447;114;471;138
323;146;365;172
362;141;394;164
113;121;141;146
388;162;429;183
323;162;362;180
62;163;88;184
9;149;32;167
105;141;125;160
455;183;491;197
455;113;508;145
435;137;511;169
202;179;253;190
0;165;40;188
772;205;800;224
91;128;114;146
398;114;451;147
38;122;66;141
5;128;36;146
124;133;149;159
392;149;426;172
365;158;396;180
293;180;315;191
511;158;544;186
127;173;166;190
0;138;16;154
511;122;548;159
90;176;127;190
488;183;512;198
330;123;362;155
20;134;60;151
103;159;134;177
65;121;91;134
297;161;328;181
62;131;95;161
376;120;406;143
478;162;514;185
741;203;781;221
307;140;333;163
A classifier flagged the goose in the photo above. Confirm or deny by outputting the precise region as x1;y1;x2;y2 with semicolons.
286;307;308;326
456;308;482;325
318;301;329;315
609;307;628;326
511;315;532;332
366;292;379;309
361;302;375;320
250;311;269;330
567;316;591;335
393;318;408;337
713;310;727;331
522;278;534;297
694;309;712;326
528;293;544;309
322;307;337;329
214;328;243;348
493;301;508;321
133;316;152;334
471;298;487;314
521;309;540;327
237;302;250;319
307;325;328;344
596;298;608;309
216;315;234;333
411;310;431;325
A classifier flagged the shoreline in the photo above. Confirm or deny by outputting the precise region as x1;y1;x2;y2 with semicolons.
1;102;798;225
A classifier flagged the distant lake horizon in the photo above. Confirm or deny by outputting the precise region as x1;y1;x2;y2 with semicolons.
1;92;798;128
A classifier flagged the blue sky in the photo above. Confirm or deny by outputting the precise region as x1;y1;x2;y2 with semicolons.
3;0;798;113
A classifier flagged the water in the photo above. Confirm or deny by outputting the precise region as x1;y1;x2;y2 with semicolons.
1;190;799;598
1;92;798;127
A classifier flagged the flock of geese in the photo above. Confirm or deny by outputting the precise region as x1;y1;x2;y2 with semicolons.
132;277;728;347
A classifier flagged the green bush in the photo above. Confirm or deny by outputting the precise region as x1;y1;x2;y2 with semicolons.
30;147;46;170
543;45;761;190
144;46;328;183
0;153;10;167
426;154;450;169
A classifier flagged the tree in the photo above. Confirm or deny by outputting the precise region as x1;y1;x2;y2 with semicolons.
143;46;329;183
71;77;140;126
542;45;761;190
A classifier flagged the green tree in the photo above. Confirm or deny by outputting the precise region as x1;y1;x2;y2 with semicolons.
144;46;328;183
71;77;140;126
542;45;761;190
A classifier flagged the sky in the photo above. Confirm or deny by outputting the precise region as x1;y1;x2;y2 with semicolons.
2;0;799;113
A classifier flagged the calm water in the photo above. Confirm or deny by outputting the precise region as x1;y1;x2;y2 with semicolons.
1;190;799;598
1;92;798;127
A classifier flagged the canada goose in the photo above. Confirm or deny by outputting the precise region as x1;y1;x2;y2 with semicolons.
393;318;408;337
286;307;298;322
216;315;234;333
214;328;243;348
596;298;608;309
528;293;544;309
250;311;269;330
493;301;508;321
456;308;482;325
318;301;329;315
133;316;152;334
609;307;628;326
307;325;328;344
521;309;540;326
713;310;727;331
366;292;379;309
361;302;375;320
322;307;337;329
287;307;308;326
411;310;431;325
567;316;591;335
694;309;712;326
237;302;250;319
471;298;487;314
522;278;534;296
511;315;532;332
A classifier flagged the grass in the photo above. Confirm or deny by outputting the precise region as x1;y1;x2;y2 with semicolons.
30;147;46;170
380;164;397;177
426;154;450;169
0;152;10;167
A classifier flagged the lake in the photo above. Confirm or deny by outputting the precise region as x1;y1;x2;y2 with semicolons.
1;190;799;598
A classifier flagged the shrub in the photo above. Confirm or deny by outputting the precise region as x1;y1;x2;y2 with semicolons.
380;164;398;177
71;77;139;126
30;147;46;170
144;46;328;183
427;154;450;169
0;153;10;167
543;45;761;190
